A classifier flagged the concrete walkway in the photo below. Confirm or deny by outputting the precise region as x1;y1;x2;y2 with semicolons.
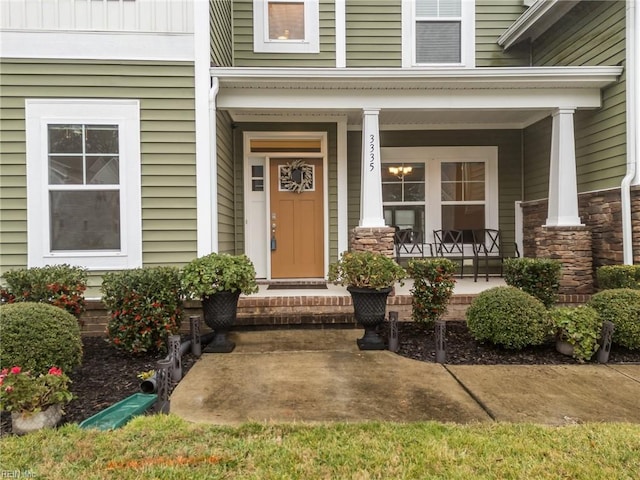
170;329;640;426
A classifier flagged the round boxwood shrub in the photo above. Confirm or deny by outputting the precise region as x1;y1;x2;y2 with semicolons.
588;288;640;350
466;286;550;349
0;302;83;374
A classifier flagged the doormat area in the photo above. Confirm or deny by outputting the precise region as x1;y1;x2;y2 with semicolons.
266;283;328;290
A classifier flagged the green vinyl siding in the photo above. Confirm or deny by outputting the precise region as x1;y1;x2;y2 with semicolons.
233;123;338;260
345;0;401;67
348;129;522;257
523;117;551;202
475;0;529;67
0;59;197;289
524;0;626;196
216;110;236;254
233;0;336;67
211;0;233;67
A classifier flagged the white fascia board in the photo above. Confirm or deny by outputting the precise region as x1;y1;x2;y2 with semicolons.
498;0;581;50
217;87;605;111
212;66;622;89
0;30;194;61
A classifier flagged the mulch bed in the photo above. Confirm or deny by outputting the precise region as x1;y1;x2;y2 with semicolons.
2;321;639;436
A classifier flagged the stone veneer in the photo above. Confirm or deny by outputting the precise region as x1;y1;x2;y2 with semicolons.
534;226;593;294
523;186;640;266
349;226;396;256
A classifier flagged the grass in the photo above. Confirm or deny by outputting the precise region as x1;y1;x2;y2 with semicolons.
1;415;639;479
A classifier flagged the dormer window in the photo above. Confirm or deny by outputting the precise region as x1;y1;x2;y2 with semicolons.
254;0;319;53
402;0;475;67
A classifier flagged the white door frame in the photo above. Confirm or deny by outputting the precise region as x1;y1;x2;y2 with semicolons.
243;131;329;279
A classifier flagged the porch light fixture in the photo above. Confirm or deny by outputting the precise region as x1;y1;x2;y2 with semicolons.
388;166;413;178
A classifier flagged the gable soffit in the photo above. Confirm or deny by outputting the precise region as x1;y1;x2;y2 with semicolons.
498;0;583;50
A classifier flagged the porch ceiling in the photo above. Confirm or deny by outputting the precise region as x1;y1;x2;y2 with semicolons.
225;108;551;130
213;66;622;129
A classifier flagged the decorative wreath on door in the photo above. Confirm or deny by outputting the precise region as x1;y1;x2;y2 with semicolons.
280;159;313;193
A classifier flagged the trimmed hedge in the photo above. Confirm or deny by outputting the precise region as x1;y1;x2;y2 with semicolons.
504;257;562;308
596;265;640;290
407;258;457;327
102;267;183;354
0;302;83;374
588;288;640;350
466;286;550;350
1;264;87;319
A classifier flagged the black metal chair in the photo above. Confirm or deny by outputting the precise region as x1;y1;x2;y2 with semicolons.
432;229;474;278
472;229;505;282
394;228;426;265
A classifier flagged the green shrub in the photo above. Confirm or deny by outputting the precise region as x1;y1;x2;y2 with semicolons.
504;257;562;308
1;264;88;319
407;258;457;327
588;288;640;350
0;302;83;374
466;286;550;349
596;265;640;290
550;306;602;362
102;267;184;354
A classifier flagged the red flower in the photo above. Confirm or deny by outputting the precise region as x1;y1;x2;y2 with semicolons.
48;367;63;376
10;366;21;374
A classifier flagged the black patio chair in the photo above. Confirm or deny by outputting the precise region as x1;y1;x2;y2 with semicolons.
394;228;426;265
432;229;474;278
472;229;505;282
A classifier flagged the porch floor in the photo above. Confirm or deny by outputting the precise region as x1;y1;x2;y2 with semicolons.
251;276;506;298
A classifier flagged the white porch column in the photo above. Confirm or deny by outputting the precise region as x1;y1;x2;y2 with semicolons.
545;108;583;227
359;109;386;227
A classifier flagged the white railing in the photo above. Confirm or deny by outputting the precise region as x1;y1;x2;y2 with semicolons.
0;0;194;33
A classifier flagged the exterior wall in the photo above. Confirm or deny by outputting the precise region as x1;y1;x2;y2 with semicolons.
232;122;339;260
216;110;236;254
347;129;523;257
232;0;336;67
522;116;551;201
345;0;401;67
521;186;640;269
211;0;234;67
475;0;529;67
527;0;627;196
0;59;197;295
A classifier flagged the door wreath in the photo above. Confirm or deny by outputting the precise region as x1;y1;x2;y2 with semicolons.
280;159;313;193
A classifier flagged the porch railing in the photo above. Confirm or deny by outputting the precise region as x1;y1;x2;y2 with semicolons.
0;0;193;34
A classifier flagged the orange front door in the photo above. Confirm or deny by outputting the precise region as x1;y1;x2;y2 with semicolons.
270;158;324;278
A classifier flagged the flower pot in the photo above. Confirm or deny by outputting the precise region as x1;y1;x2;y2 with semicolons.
11;403;63;435
202;290;241;353
347;286;392;350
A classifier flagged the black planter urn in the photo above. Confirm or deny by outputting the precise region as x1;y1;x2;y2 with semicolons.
201;290;241;353
347;286;392;350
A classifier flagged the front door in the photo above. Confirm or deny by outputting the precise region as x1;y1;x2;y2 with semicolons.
269;158;324;278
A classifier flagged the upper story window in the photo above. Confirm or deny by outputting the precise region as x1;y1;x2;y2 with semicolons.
253;0;319;53
402;0;475;68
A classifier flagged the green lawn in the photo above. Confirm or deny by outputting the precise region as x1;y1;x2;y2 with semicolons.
1;415;638;479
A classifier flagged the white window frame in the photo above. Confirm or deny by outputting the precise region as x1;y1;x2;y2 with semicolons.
25;99;142;270
253;0;320;53
381;146;498;243
401;0;475;68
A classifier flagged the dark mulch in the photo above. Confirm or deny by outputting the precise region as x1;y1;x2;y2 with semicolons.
2;322;639;436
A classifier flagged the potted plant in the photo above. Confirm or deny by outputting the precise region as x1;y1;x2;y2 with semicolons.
328;251;406;350
0;366;74;435
181;252;258;353
549;306;602;362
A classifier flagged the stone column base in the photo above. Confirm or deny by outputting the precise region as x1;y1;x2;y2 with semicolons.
349;227;395;258
534;226;593;294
